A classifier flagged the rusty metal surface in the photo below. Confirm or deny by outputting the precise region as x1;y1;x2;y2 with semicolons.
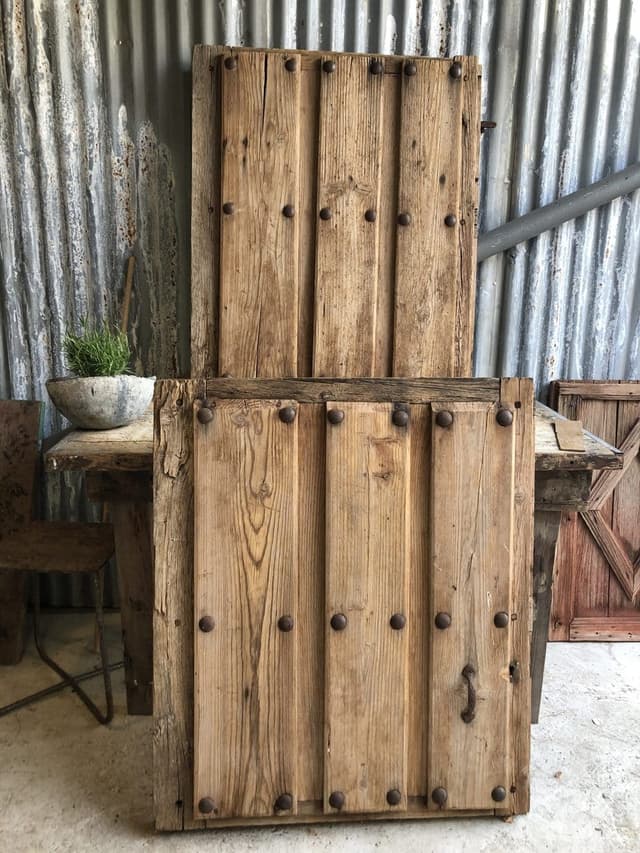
1;0;639;606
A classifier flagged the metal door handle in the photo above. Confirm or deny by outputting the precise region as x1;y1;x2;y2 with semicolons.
461;664;476;723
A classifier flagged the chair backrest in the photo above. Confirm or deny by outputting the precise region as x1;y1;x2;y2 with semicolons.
191;46;481;380
0;400;43;537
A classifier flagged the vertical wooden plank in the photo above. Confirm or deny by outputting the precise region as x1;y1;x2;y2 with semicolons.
297;56;321;376
610;400;640;614
502;377;535;815
218;50;301;377
296;403;325;801
427;400;516;811
193;399;298;819
393;59;464;377
455;56;481;376
531;511;561;723
324;402;410;813
190;45;224;376
110;501;154;714
153;378;205;831
313;55;384;377
374;57;403;377
407;403;430;796
549;512;577;640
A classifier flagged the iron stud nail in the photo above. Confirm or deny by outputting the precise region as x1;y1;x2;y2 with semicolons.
392;409;409;427
329;791;345;809
323;59;336;73
404;62;417;77
390;613;406;630
319;207;332;220
275;793;293;811
224;56;237;70
284;57;297;72
492;786;507;803
197;406;214;425
397;212;411;226
330;613;347;631
364;208;377;222
444;213;457;227
199;797;215;814
449;61;463;79
432;787;448;807
327;408;345;425
222;201;235;215
198;615;215;633
278;615;294;632
435;612;451;630
494;611;510;628
481;120;497;133
496;407;513;427
386;788;402;806
370;59;384;75
435;410;454;428
282;204;295;218
279;405;296;424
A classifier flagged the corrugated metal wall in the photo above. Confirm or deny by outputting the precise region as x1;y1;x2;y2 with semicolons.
1;0;639;605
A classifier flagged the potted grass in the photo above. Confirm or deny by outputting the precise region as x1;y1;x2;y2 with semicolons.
46;322;155;430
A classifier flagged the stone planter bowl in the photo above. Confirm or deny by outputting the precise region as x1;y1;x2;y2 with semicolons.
46;375;156;430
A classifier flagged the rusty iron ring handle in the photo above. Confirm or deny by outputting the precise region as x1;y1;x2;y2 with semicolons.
461;664;476;724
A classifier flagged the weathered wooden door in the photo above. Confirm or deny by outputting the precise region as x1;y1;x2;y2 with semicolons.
191;46;481;380
186;378;533;824
550;381;640;641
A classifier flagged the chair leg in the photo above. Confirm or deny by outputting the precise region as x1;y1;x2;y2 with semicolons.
33;570;114;725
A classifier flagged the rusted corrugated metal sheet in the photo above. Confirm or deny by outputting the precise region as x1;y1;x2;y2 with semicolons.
1;0;638;605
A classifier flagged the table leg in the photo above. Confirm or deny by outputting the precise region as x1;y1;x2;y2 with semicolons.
531;510;562;723
110;501;153;715
0;570;26;665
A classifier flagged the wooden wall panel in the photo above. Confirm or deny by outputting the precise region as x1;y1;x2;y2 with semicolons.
218;51;301;377
550;381;640;640
324;402;410;813
427;401;516;812
190;46;481;380
193;399;298;818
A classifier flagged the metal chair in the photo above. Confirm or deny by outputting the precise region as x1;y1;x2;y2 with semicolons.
0;400;114;724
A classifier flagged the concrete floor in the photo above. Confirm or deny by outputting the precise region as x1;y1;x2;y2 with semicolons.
1;614;639;853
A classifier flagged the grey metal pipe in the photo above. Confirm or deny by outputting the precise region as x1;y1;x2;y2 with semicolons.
478;163;640;262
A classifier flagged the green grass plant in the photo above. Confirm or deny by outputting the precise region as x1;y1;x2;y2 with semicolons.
63;321;131;377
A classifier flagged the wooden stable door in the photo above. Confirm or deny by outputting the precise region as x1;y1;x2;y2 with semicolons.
191;46;481;380
189;379;533;823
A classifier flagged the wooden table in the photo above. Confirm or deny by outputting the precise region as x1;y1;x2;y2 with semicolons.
38;401;620;718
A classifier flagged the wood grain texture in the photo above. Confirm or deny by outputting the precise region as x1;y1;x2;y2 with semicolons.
193;399;298;819
218;49;301;377
0;400;42;664
570;617;640;641
324;402;410;813
190;45;224;376
552;380;640;401
609;401;640;614
111;502;154;714
153;379;205;831
393;58;464;377
588;415;640;509
313;55;384;377
45;410;153;472
296;404;325;800
534;402;621;472
428;400;516;812
553;420;585;451
580;512;636;602
502;378;534;816
531;512;561;723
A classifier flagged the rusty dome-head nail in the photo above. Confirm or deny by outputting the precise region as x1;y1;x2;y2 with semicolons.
284;57;297;72
275;792;293;811
329;790;345;809
224;56;237;70
282;204;295;218
327;408;344;425
432;787;448;807
404;61;417;77
330;613;347;631
197;406;214;425
496;408;513;427
319;207;332;220
222;201;235;215
199;797;216;814
449;61;463;79
370;59;384;75
198;615;215;633
278;405;296;424
492;786;507;802
435;410;454;428
392;409;409;427
444;213;457;227
277;615;294;633
323;59;336;73
390;613;406;630
364;208;377;222
435;612;451;630
397;212;412;227
494;611;510;628
386;788;402;806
